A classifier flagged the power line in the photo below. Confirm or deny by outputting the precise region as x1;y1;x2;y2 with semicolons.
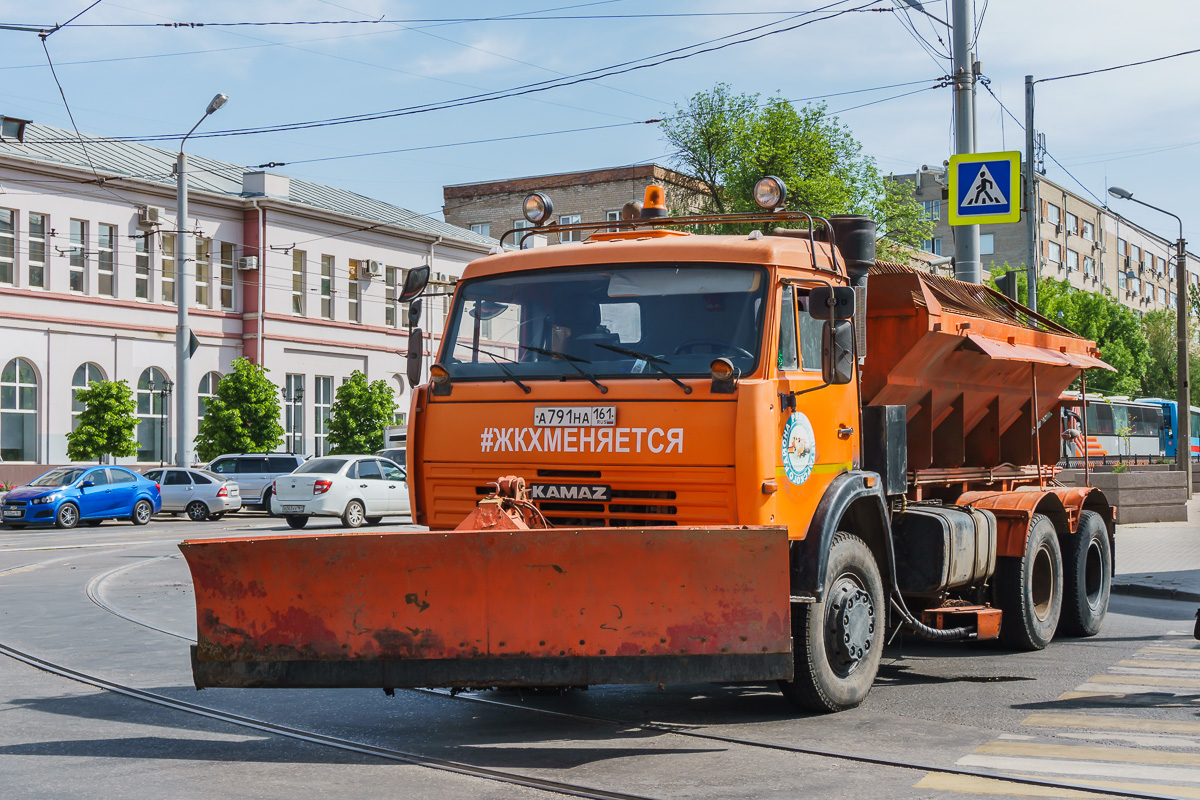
1035;46;1200;84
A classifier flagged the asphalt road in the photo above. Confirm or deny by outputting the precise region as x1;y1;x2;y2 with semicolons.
0;514;1195;800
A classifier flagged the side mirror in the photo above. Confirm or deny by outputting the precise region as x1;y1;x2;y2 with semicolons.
406;328;424;388
80;480;95;488
822;320;855;385
808;286;856;321
407;298;423;328
398;265;430;303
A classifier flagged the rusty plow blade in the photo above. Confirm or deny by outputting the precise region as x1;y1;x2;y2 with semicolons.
180;526;793;690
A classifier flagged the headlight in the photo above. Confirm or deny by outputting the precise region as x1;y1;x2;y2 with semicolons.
31;493;60;505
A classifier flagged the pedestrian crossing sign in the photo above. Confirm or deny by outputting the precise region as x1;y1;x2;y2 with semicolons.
948;150;1021;225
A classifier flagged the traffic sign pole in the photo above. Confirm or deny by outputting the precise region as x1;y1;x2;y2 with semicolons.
1024;75;1038;313
951;0;980;283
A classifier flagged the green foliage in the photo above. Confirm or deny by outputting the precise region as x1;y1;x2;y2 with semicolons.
1141;309;1176;399
326;371;397;455
65;380;138;462
659;84;932;256
985;263;1030;305
1111;463;1128;474
194;358;284;462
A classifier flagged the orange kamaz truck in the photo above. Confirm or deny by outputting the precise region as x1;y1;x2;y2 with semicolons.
182;180;1115;712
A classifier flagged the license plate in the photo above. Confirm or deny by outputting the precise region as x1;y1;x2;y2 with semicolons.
2;508;21;518
534;406;615;427
282;505;304;513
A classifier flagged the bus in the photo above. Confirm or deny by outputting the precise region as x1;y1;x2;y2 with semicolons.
1137;398;1200;459
1062;394;1164;460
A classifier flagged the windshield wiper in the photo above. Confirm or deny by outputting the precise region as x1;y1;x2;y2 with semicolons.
460;344;530;393
592;343;692;395
523;346;608;394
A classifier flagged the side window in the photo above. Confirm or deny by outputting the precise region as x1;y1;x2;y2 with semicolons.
190;472;213;485
143;470;161;482
165;471;191;486
268;456;298;473
88;469;111;486
380;461;405;481
209;459;234;474
345;461;358;480
356;459;383;480
796;294;823;371
777;285;799;371
238;457;269;474
111;469;137;484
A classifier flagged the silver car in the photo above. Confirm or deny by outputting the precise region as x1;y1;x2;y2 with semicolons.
143;468;241;521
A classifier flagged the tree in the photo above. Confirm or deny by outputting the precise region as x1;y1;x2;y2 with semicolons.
327;371;397;455
1141;309;1176;399
194;358;284;462
659;84;932;257
65;380;138;463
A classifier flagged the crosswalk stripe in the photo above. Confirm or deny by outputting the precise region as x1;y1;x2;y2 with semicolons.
1087;674;1200;688
1119;659;1200;671
1022;712;1200;735
1076;681;1200;695
1109;666;1200;679
959;754;1200;783
1142;647;1200;656
979;739;1200;766
917;771;1200;799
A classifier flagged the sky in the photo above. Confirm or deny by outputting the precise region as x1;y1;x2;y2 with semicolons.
0;0;1197;243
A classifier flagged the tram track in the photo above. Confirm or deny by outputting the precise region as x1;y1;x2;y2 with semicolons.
68;551;1189;800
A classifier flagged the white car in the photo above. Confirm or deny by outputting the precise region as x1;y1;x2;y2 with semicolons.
270;455;409;529
143;467;242;521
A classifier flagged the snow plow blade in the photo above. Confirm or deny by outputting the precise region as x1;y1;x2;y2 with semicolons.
180;526;792;689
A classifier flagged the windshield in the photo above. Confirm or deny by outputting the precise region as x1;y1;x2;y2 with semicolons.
441;264;767;381
294;458;349;475
30;468;86;487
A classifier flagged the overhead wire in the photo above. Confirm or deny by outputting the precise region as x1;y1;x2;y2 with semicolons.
1035;46;1200;84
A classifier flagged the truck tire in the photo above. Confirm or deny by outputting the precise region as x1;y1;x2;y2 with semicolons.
995;514;1062;650
1058;510;1111;637
779;532;884;713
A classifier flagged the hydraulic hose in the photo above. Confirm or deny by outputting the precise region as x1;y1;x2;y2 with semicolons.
890;596;975;641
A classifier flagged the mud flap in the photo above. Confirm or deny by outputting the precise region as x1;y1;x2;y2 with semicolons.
180;526;792;689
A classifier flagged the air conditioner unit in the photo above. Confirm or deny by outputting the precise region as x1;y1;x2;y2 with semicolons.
137;206;161;226
1054;223;1063;235
236;256;259;271
1123;256;1131;267
363;260;383;279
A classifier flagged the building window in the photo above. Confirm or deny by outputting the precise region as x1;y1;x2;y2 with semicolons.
0;208;13;285
135;234;150;299
284;373;304;453
198;371;221;426
386;266;400;327
513;219;533;248
1169;258;1177;279
920;200;941;221
1117;237;1126;256
606;210;621;232
348;260;361;323
1127;273;1140;295
559;214;582;243
194;238;211;308
292;250;306;315
1171;291;1178;307
97;223;116;297
28;213;46;289
1065;212;1078;234
921;238;942;256
314;376;332;456
71;362;105;430
1084;256;1096;277
161;233;176;303
1067;249;1079;272
0;357;38;462
979;233;994;255
69;219;87;293
219;242;235;310
136;367;170;464
1130;244;1141;263
1048;241;1062;266
1046;203;1060;225
470;223;490;237
320;255;333;319
1081;220;1094;241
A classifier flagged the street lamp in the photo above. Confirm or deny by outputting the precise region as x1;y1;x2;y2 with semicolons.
176;93;228;468
157;378;174;468
1108;185;1191;497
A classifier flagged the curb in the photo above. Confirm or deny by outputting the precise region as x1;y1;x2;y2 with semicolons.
1112;581;1200;604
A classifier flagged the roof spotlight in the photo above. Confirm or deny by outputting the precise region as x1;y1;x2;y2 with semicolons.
753;176;788;210
522;192;555;225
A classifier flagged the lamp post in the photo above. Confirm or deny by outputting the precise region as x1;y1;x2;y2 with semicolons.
157;378;174;468
176;93;228;468
1108;186;1191;497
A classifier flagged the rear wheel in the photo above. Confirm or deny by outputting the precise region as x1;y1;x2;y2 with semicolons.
1058;510;1111;637
365;516;382;525
341;500;365;529
995;514;1062;650
131;499;153;526
262;489;277;517
285;515;309;530
186;501;209;522
56;503;79;530
779;533;884;713
207;512;225;521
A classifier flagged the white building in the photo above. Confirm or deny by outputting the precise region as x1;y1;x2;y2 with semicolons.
0;117;494;471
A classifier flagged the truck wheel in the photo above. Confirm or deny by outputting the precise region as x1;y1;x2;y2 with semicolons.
1058;510;1111;637
779;533;884;713
995;514;1062;650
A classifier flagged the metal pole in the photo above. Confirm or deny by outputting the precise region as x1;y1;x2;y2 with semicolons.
1024;75;1038;312
1177;234;1192;497
951;0;979;283
175;151;192;467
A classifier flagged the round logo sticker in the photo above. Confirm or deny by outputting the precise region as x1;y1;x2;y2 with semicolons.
781;412;817;486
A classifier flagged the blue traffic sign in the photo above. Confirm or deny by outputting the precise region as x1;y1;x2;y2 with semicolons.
948;151;1021;226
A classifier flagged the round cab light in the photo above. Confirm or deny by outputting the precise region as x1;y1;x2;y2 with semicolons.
621;199;643;221
522;192;555;225
641;184;668;218
753;176;788;210
430;363;451;385
710;358;736;382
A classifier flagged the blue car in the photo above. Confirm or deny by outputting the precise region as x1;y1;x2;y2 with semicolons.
1;466;162;529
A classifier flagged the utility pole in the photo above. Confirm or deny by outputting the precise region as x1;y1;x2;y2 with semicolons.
951;0;979;283
1024;75;1038;312
175;149;191;468
1177;237;1191;498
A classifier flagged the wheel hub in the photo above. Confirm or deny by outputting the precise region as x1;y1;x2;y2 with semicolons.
826;580;874;673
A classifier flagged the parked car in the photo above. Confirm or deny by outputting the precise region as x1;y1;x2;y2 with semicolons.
143;467;241;521
270;455;409;529
0;466;161;529
206;453;307;513
375;447;407;468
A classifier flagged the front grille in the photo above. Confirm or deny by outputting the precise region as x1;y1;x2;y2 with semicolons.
3;500;27;507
